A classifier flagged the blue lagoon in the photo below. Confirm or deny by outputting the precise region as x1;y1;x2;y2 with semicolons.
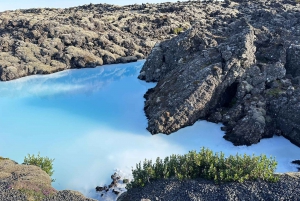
0;60;299;198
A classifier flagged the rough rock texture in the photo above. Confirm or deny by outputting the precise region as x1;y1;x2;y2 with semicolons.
42;190;96;201
139;0;300;146
117;173;300;201
0;158;96;201
0;1;214;81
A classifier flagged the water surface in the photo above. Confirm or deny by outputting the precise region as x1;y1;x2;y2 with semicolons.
0;60;299;199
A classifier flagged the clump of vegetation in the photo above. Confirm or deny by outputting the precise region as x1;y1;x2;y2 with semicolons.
126;147;278;189
23;153;55;182
266;88;282;97
0;156;9;160
173;27;184;35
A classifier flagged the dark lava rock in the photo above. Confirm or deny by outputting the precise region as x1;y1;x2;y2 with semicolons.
292;160;300;171
42;190;96;201
117;173;300;201
1;1;211;81
139;0;300;147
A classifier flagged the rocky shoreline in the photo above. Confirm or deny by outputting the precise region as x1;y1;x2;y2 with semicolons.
2;157;299;201
118;172;300;201
139;0;300;147
1;0;300;200
1;0;299;147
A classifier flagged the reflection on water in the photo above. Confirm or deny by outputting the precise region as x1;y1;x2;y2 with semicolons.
0;60;299;199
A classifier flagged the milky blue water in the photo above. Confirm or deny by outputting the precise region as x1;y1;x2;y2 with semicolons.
0;60;299;198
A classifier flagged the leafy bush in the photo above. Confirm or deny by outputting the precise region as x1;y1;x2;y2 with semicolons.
126;147;278;189
23;153;55;181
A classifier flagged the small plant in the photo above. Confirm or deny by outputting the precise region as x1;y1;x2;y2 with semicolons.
23;153;55;182
126;147;279;189
173;27;183;35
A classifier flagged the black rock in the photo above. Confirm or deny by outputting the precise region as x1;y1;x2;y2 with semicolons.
139;0;300;147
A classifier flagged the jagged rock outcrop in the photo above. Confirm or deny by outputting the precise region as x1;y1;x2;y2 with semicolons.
1;1;212;81
139;0;300;146
0;158;96;201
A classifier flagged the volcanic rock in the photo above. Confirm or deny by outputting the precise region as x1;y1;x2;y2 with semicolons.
139;0;300;146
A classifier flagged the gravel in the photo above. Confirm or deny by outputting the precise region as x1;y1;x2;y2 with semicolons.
118;173;300;201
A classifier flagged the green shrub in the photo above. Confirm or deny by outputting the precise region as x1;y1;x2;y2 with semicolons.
126;147;278;189
23;153;55;182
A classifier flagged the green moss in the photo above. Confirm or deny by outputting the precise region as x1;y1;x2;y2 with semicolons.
266;88;282;97
193;80;200;85
18;189;45;201
173;27;183;35
18;187;55;201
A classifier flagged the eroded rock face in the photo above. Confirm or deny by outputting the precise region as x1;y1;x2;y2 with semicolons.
139;0;300;146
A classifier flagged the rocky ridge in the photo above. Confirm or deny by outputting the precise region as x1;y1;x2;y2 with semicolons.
0;1;212;81
139;0;300;147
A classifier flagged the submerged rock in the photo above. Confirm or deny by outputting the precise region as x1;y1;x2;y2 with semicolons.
139;0;300;146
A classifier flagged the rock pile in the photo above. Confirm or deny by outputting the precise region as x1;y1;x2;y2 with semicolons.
95;172;128;201
139;0;300;147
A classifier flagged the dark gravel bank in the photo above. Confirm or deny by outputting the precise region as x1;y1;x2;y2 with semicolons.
118;173;300;201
